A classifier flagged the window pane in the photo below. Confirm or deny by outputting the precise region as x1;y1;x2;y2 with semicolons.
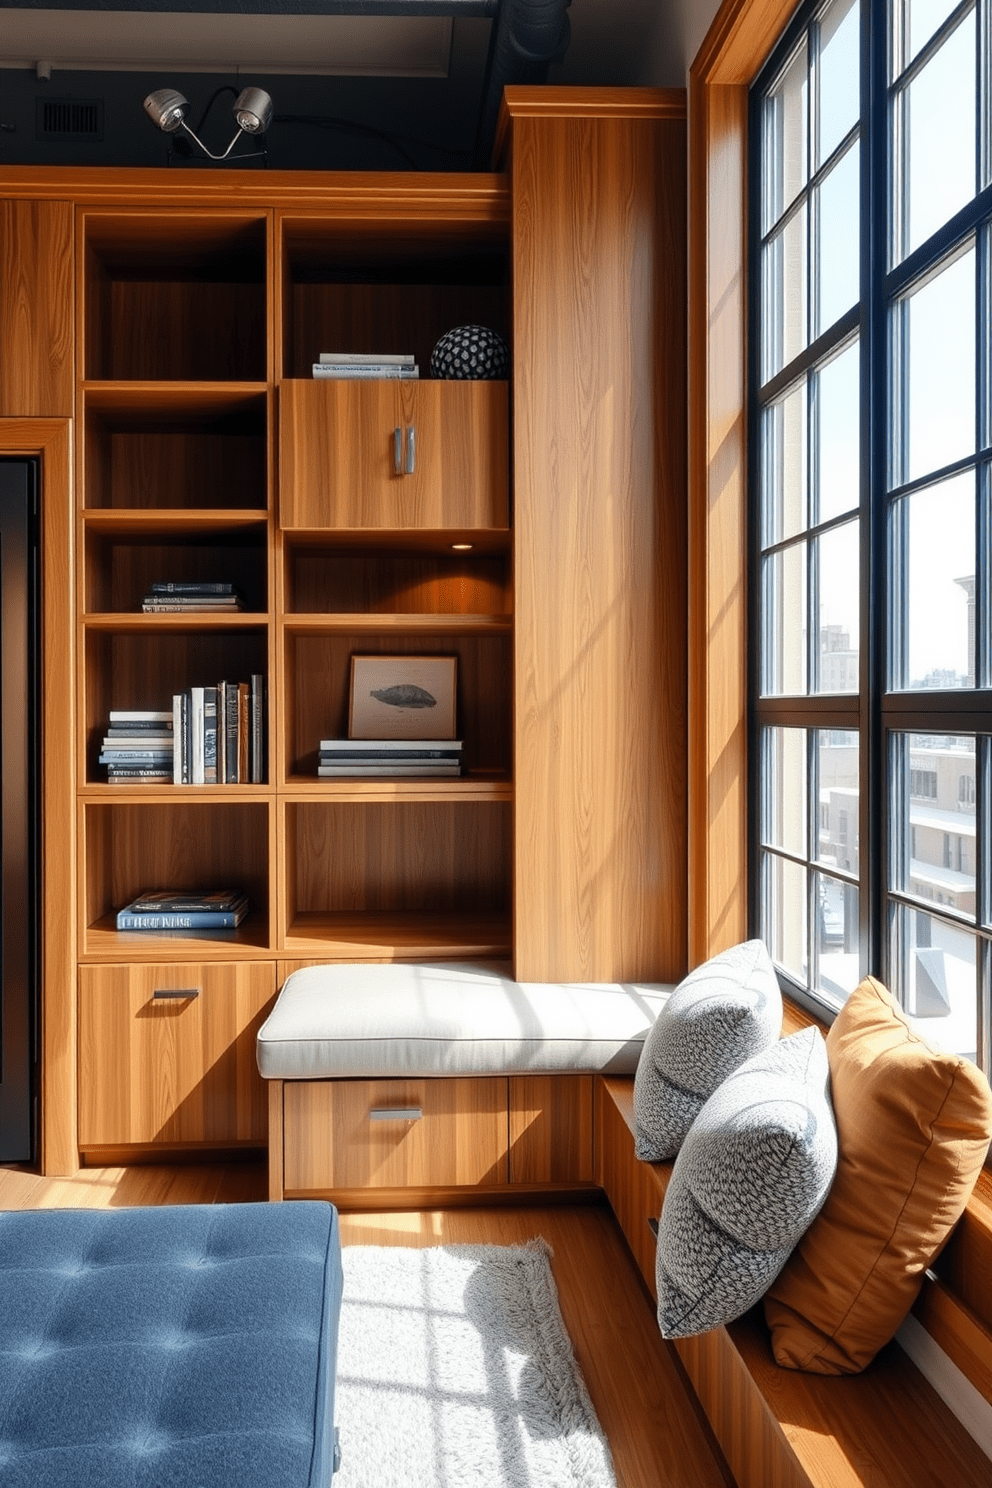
893;732;977;916
763;542;808;694
763;38;809;231
816;729;859;875
817;340;860;523
762;379;808;545
816;141;860;335
893;470;975;688
816;519;860;693
899;246;976;484
815;871;860;1002
890;902;978;1060
892;0;970;77
896;17;976;261
819;0;860;166
763;204;809;381
764;726;807;855
765;852;808;982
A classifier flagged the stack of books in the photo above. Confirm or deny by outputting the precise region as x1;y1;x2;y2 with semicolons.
142;582;244;613
312;352;419;380
115;888;248;932
173;677;265;785
99;710;174;782
318;739;462;777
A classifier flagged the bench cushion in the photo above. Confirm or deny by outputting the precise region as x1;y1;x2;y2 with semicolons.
0;1201;342;1488
256;960;674;1080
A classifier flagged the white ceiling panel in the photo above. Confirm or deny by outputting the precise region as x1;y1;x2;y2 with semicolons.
0;11;454;75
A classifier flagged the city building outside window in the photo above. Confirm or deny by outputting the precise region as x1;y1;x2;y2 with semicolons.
749;0;990;1077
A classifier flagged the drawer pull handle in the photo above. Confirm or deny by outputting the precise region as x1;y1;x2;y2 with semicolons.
404;424;416;475
369;1107;422;1122
647;1216;659;1238
393;426;403;475
152;988;200;1000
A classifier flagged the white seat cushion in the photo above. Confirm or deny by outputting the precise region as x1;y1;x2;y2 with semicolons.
256;960;674;1080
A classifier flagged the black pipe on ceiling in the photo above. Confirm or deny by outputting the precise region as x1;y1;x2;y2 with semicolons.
473;0;571;167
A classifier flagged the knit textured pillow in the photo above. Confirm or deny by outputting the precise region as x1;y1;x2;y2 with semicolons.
655;1026;837;1339
633;939;782;1160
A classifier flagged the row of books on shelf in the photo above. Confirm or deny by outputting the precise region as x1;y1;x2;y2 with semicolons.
141;581;245;614
116;888;247;931
312;351;419;380
317;738;462;777
99;678;265;784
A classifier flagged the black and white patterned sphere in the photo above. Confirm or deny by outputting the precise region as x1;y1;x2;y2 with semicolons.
430;325;510;380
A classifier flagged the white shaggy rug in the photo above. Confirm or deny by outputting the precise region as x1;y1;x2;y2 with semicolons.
334;1240;616;1488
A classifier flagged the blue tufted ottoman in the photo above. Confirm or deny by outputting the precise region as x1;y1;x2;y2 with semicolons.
0;1201;342;1487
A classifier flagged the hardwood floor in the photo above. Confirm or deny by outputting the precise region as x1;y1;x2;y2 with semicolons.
0;1161;732;1488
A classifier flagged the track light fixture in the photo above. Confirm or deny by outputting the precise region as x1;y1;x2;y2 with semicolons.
143;86;274;161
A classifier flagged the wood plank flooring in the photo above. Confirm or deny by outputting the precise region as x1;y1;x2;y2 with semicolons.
0;1160;732;1488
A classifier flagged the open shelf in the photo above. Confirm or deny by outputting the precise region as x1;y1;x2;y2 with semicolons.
283;538;512;616
282;910;512;961
81;387;269;511
281;629;511;781
280;215;510;379
83;212;267;382
81;799;272;960
83;522;268;615
283;799;511;958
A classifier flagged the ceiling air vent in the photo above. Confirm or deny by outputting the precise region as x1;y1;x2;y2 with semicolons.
36;98;104;142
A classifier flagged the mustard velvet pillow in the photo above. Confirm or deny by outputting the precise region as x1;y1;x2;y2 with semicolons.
764;976;992;1374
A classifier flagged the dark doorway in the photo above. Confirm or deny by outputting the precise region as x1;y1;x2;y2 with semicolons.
0;459;40;1163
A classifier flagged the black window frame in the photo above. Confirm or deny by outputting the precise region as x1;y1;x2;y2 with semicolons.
748;0;992;1078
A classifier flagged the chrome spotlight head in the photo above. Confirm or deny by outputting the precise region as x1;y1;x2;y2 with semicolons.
233;87;273;136
144;87;189;134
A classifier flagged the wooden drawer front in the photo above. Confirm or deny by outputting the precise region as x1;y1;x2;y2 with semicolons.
280;379;509;530
283;1077;508;1191
509;1075;594;1184
78;962;277;1148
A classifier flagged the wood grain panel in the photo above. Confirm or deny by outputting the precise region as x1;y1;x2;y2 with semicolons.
933;1168;992;1332
507;96;687;982
280;379;509;530
77;961;276;1146
280;910;512;961
283;1077;508;1190
687;77;750;966
509;1075;594;1184
0;200;73;416
595;1076;668;1297
913;1276;992;1407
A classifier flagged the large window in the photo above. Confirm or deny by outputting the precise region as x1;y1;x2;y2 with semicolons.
750;0;991;1077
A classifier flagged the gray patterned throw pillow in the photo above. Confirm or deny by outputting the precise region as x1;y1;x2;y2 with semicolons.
655;1026;837;1339
633;939;782;1160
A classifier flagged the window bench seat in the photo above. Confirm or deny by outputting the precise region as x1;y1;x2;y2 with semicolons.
597;1073;992;1488
257;960;673;1205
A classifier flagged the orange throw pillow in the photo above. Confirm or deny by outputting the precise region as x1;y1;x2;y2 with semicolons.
764;975;992;1374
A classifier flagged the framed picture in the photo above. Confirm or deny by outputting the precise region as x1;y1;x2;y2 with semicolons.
349;654;458;740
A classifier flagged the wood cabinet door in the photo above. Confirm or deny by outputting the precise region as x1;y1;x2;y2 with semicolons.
279;379;509;529
509;1075;594;1184
283;1077;508;1191
78;961;277;1148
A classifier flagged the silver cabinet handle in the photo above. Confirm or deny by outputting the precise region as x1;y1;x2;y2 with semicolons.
405;424;416;475
153;988;200;1000
369;1107;422;1122
393;426;403;475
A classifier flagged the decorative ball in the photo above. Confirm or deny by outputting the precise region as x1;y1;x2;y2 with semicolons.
430;325;510;381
